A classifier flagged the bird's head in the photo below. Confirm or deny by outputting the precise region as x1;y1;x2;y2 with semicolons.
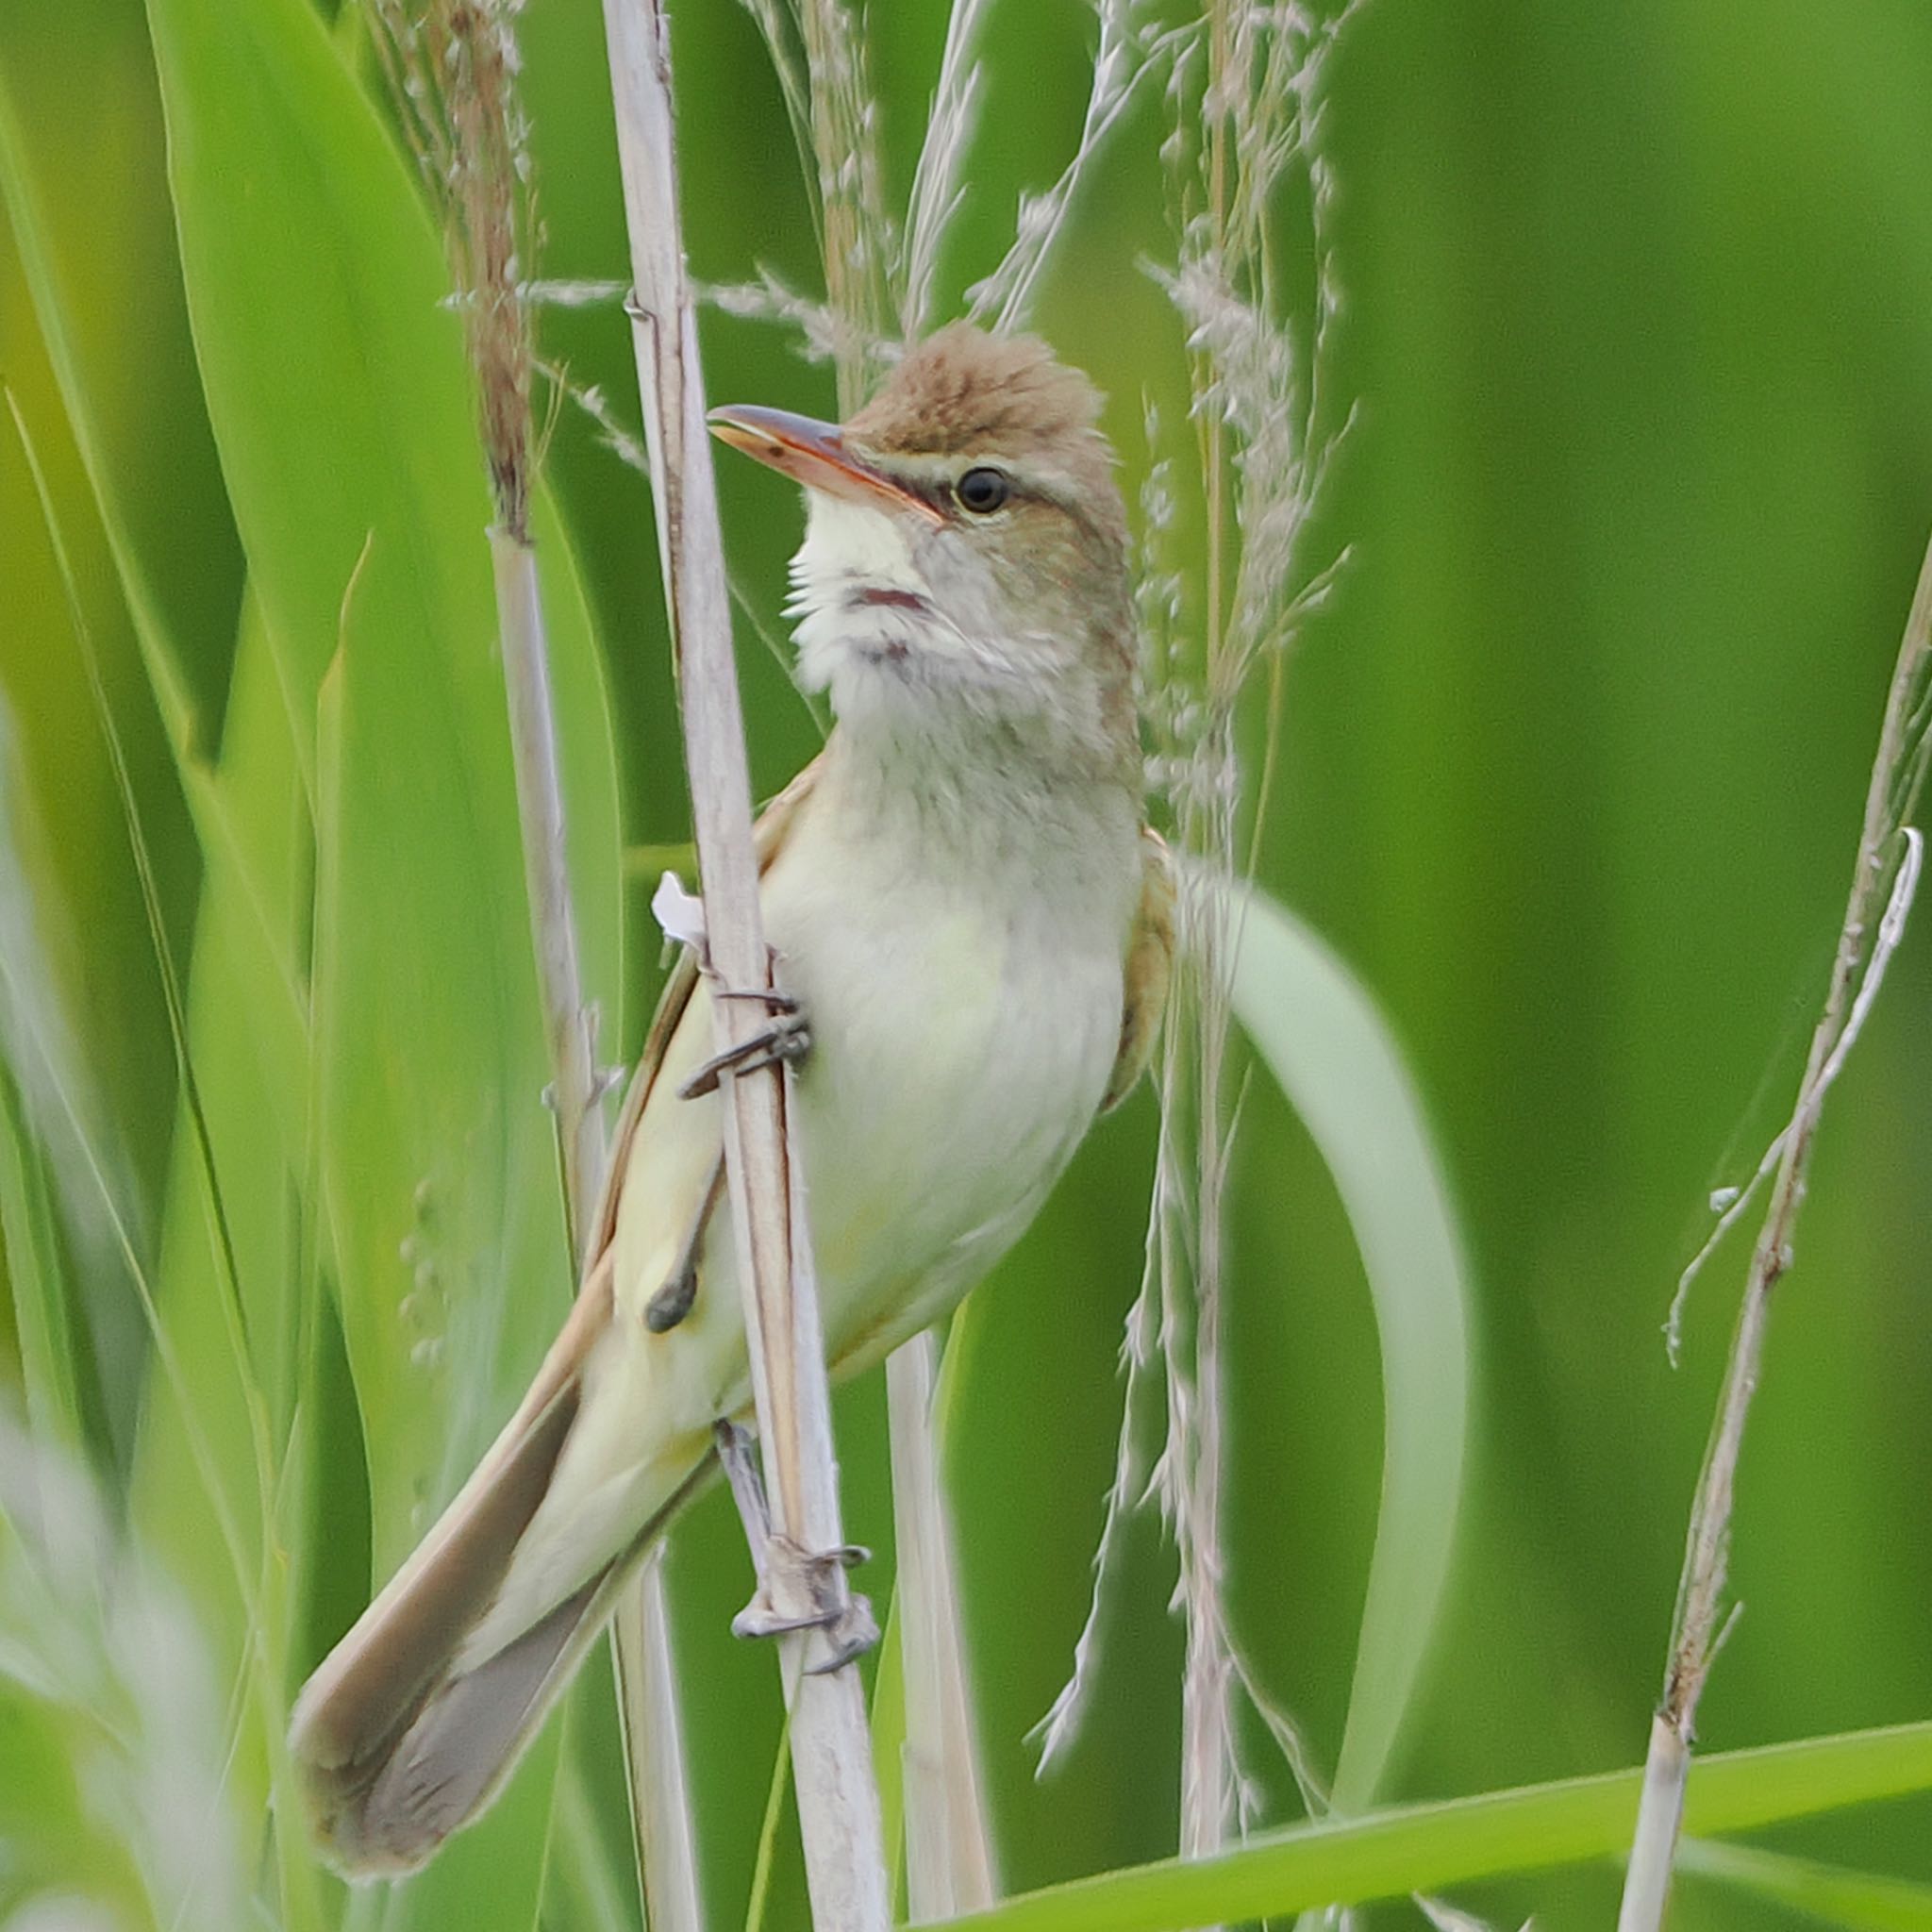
710;325;1137;784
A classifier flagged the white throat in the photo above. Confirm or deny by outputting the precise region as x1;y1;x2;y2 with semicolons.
786;492;1084;756
785;494;956;697
782;489;1136;857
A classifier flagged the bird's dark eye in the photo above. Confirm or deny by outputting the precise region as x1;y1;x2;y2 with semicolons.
955;466;1010;514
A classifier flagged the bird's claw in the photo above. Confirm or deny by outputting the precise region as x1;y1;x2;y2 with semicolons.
678;992;811;1099
730;1535;878;1672
714;1421;875;1671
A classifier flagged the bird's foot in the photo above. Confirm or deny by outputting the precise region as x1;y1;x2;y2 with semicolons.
715;1422;877;1673
731;1537;878;1672
678;991;811;1099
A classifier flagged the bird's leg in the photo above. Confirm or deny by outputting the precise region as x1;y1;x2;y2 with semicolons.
644;1153;726;1333
678;988;812;1100
715;1420;772;1557
713;1421;878;1673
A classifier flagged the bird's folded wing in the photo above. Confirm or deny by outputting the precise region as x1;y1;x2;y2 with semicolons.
289;755;827;1857
1101;826;1176;1113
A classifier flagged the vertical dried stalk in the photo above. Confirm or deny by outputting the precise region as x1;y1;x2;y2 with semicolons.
887;1333;998;1917
1173;25;1240;1852
602;5;890;1927
616;1548;707;1932
488;531;605;1250
965;0;1164;337
375;6;706;1923
1000;10;1357;1876
751;0;1004;1902
794;0;891;411
1163;859;1239;1883
494;546;698;1932
900;0;994;340
1150;4;1358;1887
1617;535;1932;1931
373;0;605;1224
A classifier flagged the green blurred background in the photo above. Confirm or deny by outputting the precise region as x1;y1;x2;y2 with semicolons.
3;1;1931;1927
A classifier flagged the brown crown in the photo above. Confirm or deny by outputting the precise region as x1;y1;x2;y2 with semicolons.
846;324;1111;469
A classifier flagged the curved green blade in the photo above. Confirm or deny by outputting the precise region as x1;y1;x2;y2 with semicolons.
1227;881;1474;1810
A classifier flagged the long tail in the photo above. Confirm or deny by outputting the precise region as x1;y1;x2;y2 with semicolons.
287;1265;709;1875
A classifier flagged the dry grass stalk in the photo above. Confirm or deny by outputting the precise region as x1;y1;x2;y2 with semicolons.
724;0;1166;367
1617;536;1932;1930
369;0;605;1261
370;0;537;541
1033;11;1357;1890
1158;5;1357;1875
615;1546;708;1930
901;0;996;339
367;8;704;1924
887;1333;999;1916
730;0;1005;1906
487;528;608;1252
601;2;889;1924
794;0;892;411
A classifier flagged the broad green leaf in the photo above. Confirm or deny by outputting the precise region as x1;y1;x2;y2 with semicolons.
9;163;341;1921
15;362;310;1917
0;373;174;1482
923;1719;1932;1932
5;380;277;1576
143;0;623;1919
145;0;620;1525
0;0;237;765
128;591;315;1886
1227;881;1474;1809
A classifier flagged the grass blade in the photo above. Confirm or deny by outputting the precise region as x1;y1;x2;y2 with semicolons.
1226;880;1473;1810
0;1058;88;1456
921;1718;1932;1932
1678;1838;1932;1929
0;27;229;767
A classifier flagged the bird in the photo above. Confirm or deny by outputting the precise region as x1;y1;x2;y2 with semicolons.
288;323;1174;1874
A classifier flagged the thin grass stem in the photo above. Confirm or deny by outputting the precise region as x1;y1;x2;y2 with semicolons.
616;1550;708;1932
1616;531;1932;1930
741;2;1003;1902
603;3;890;1924
888;1331;998;1917
489;530;608;1254
371;0;706;1915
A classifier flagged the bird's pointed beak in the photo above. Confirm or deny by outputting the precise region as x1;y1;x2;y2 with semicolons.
708;404;944;525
